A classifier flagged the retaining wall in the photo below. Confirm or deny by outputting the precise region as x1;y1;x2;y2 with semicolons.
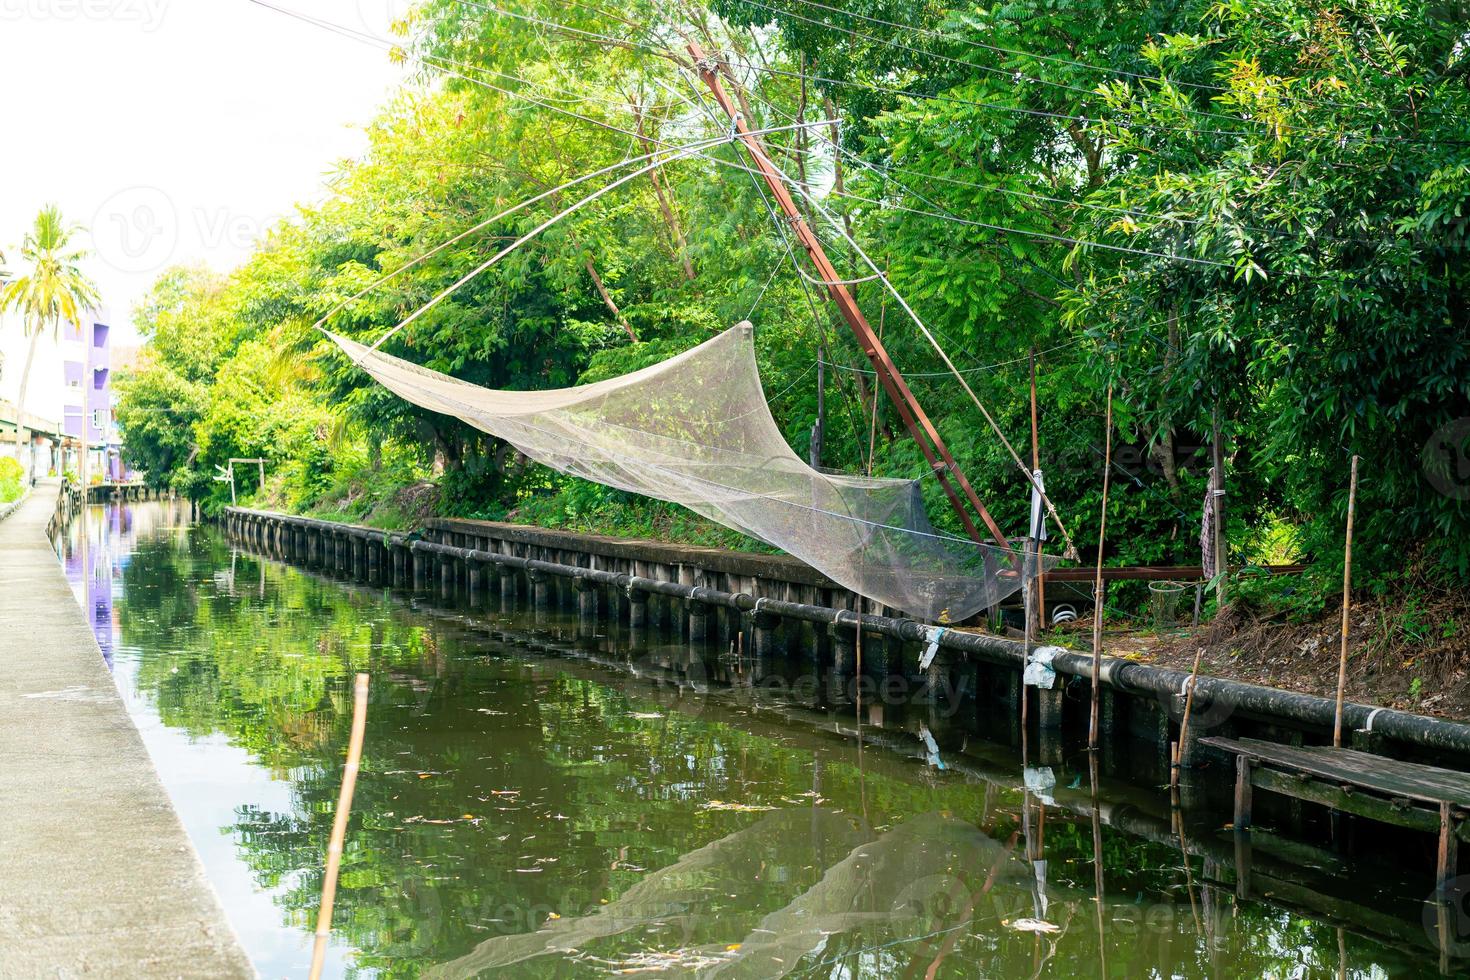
222;507;1470;774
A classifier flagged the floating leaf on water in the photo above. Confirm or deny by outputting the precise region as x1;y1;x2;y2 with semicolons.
701;800;777;812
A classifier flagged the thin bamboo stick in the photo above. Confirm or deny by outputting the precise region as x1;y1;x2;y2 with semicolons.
1030;348;1044;636
309;673;371;980
1088;385;1114;750
1172;647;1204;794
1333;455;1360;748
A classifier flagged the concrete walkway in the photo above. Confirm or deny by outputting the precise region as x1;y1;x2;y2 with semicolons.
0;486;253;978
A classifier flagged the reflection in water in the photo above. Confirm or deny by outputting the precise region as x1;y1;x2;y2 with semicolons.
55;503;1447;978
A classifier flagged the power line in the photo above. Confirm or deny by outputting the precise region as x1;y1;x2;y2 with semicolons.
523;0;1466;147
716;0;1467;146
757;0;1385;118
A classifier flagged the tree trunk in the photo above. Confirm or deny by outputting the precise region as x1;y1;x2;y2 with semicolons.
631;105;695;280
13;329;40;480
585;258;639;342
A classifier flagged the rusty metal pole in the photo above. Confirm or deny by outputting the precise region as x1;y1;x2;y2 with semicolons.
688;43;1012;558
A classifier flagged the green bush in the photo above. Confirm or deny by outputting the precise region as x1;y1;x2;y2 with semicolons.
0;457;24;504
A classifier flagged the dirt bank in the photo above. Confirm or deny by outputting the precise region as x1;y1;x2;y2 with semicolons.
1075;591;1470;723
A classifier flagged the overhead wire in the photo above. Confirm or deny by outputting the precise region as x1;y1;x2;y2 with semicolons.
533;0;1466;146
731;0;1423;119
449;0;1258;139
253;0;1207;533
650;58;1211;524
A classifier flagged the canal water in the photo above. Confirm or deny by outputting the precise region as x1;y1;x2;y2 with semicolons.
56;501;1451;978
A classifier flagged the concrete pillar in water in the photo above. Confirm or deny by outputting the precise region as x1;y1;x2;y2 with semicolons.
307;530;319;567
1036;686;1066;765
753;609;783;659
390;545;406;588
687;600;709;651
412;549;428;591
467;558;483;601
499;565;518;613
627;588;648;649
646;590;666;632
529;570;550;625
828;620;857;704
352;538;367;580
439;556;455;601
1003;666;1024;746
367;539;381;585
574;577;598;639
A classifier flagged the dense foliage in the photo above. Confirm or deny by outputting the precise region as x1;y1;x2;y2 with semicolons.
117;0;1470;611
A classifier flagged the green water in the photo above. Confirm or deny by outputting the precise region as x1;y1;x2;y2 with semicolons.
58;502;1451;978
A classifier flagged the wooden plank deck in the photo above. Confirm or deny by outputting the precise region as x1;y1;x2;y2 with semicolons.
1202;735;1466;900
1204;736;1470;807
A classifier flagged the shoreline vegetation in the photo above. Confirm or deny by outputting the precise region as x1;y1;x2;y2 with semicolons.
112;2;1470;716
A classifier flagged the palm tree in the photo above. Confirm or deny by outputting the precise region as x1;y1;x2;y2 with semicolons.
0;206;99;480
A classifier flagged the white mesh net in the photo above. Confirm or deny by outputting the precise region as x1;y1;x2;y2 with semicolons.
329;322;1054;621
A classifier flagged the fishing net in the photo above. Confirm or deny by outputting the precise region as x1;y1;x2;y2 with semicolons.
328;322;1054;621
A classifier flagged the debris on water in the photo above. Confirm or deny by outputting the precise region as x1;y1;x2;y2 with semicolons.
629;712;663;719
1006;918;1060;933
701;800;777;812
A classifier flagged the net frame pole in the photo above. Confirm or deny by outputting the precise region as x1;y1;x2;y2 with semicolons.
688;43;1012;555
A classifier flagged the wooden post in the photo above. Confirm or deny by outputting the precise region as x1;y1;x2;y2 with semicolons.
309;673;369;980
1088;384;1114;750
1439;801;1459;898
1333;455;1360;748
1233;754;1253;830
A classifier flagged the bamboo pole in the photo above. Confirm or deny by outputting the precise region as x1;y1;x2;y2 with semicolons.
309;673;371;980
1333;455;1360;748
1172;647;1204;794
1211;407;1227;607
1030;348;1045;635
1088;385;1114;750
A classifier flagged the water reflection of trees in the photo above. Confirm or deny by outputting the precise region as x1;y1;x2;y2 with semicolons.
116;532;1423;978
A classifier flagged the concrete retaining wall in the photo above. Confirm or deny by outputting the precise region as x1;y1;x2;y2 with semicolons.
223;507;1470;774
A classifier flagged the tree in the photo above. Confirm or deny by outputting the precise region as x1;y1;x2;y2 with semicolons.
0;205;100;479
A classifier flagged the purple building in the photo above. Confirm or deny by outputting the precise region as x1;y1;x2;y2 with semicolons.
63;315;124;482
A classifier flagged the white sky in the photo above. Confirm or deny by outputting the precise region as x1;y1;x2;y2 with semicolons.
0;0;408;418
